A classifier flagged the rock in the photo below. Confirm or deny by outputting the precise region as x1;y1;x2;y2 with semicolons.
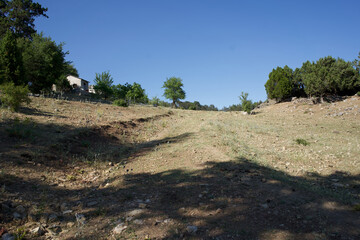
127;209;145;217
87;201;98;207
138;203;147;209
186;225;198;235
15;205;26;214
1;233;15;240
60;203;68;212
62;210;73;215
30;226;46;236
133;219;144;225
75;213;86;225
67;222;75;228
333;183;344;188
113;223;127;234
13;212;22;219
48;213;58;223
163;218;172;224
260;203;269;209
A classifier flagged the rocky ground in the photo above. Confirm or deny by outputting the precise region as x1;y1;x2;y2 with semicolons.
0;96;359;239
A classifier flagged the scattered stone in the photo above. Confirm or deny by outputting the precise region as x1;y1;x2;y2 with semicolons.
75;213;86;225
62;210;73;215
133;219;144;225
113;223;127;234
333;183;344;188
30;226;46;236
1;233;15;240
138;203;147;209
48;213;58;223
13;212;22;220
163;218;172;224
127;209;145;217
67;222;75;228
260;203;269;209
87;201;98;207
15;205;26;214
186;225;198;235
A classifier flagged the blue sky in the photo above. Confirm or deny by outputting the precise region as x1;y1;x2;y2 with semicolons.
35;0;360;108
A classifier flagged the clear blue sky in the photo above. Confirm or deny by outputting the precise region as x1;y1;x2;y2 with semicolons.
35;0;360;108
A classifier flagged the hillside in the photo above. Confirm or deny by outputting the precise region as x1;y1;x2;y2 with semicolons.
0;96;359;240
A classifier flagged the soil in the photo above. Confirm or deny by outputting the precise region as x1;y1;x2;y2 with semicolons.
0;96;359;240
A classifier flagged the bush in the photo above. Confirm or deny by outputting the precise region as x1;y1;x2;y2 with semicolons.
0;82;31;112
295;138;309;146
113;99;128;107
265;66;294;101
357;91;360;96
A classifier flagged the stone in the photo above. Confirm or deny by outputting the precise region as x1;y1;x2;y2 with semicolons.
260;203;269;209
186;225;198;234
332;183;344;188
1;233;15;240
75;213;86;225
133;219;144;225
127;209;144;217
87;201;98;207
62;210;73;215
13;212;22;219
48;213;58;223
113;223;127;234
67;222;75;228
30;226;46;236
15;205;26;213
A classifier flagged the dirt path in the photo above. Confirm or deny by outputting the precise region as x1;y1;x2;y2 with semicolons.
1;97;359;239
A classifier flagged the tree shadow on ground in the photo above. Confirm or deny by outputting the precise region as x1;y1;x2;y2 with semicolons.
1;156;359;239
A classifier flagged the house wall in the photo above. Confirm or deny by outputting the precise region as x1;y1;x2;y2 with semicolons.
67;75;89;91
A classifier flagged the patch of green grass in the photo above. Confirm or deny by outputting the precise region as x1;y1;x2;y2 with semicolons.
295;138;310;146
5;117;36;141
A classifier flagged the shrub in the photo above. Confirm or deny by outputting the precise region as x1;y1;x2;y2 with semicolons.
357;91;360;96
265;66;294;102
0;82;31;112
295;138;309;146
113;99;128;107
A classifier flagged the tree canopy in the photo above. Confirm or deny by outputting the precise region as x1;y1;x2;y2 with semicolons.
0;0;48;39
162;77;186;107
93;71;114;100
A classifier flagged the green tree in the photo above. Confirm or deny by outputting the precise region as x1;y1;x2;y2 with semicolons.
126;82;148;103
265;66;293;101
0;82;30;111
0;30;24;85
162;77;186;107
93;71;113;100
112;83;131;100
18;33;68;93
239;92;253;114
0;0;48;39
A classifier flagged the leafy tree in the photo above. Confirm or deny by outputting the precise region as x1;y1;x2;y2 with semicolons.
239;92;253;114
162;77;185;107
0;0;48;39
265;66;293;101
18;33;68;93
0;30;24;85
126;82;148;103
0;82;30;111
150;96;160;106
301;56;359;98
112;83;131;100
93;71;113;100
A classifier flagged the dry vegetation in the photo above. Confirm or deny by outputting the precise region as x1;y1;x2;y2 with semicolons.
0;96;359;240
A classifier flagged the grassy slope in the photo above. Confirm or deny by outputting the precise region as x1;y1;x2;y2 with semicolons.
0;96;359;239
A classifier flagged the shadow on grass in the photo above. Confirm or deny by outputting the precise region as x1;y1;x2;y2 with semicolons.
1;157;359;239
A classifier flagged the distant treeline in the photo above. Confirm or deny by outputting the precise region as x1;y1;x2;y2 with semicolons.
265;54;360;102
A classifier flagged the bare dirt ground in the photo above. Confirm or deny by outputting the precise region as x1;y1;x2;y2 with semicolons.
0;96;359;240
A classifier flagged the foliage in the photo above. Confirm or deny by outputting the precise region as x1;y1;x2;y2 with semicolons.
18;33;69;93
113;99;128;107
295;138;309;146
301;56;359;97
112;83;131;100
239;92;253;114
0;82;30;111
126;82;148;103
150;96;160;106
0;0;48;39
265;66;293;101
0;30;24;85
178;100;218;111
162;77;186;107
93;71;113;100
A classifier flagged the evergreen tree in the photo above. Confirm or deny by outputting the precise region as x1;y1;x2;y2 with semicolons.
0;30;24;85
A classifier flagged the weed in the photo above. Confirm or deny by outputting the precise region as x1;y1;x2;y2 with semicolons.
295;138;310;146
14;227;26;240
